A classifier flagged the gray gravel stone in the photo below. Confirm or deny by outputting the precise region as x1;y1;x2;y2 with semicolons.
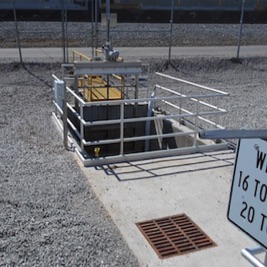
0;63;141;267
1;21;267;47
1;22;267;266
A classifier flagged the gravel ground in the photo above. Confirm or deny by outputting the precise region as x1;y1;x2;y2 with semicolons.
1;21;267;47
0;63;141;266
1;22;267;266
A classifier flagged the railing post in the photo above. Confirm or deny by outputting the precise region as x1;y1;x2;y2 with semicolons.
80;103;85;155
194;100;200;146
145;91;155;151
63;79;68;150
179;95;183;124
120;102;124;155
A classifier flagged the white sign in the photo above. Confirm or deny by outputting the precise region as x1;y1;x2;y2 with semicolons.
228;138;267;250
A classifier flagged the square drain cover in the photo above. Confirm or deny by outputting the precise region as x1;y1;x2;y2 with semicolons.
136;213;216;259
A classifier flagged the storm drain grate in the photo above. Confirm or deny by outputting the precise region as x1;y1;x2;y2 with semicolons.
136;213;216;259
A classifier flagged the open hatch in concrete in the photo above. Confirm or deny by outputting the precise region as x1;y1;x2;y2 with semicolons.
52;49;230;167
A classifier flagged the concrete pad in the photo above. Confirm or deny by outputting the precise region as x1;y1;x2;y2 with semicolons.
77;150;260;267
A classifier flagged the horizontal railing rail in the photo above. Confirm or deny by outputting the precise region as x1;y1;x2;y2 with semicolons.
52;72;229;166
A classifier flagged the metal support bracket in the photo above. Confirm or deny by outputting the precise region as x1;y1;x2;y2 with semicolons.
241;246;267;267
199;129;267;140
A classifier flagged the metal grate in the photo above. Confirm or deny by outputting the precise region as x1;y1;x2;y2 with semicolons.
136;213;216;259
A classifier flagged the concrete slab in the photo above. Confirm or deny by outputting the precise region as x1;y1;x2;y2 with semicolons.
76;150;260;267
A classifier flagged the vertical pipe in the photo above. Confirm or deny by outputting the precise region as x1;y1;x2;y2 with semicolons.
168;0;174;65
61;0;66;63
120;103;124;155
145;91;155;152
237;0;245;61
135;74;139;100
95;0;99;53
178;96;182;124
80;102;85;155
74;75;79;110
107;74;110;99
91;0;94;58
106;0;110;45
62;67;68;150
134;74;139;112
193;100;200;147
13;0;23;64
65;1;68;63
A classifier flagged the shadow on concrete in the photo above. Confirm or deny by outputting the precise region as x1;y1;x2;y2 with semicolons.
96;150;235;181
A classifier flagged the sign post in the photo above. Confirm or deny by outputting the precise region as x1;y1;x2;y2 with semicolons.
228;138;267;266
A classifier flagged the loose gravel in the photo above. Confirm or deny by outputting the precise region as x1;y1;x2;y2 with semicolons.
0;63;140;267
1;22;267;266
1;21;267;47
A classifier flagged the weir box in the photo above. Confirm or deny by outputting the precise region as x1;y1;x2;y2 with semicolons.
67;103;216;158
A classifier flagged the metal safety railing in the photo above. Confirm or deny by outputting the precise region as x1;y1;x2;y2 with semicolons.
52;72;229;166
154;72;229;130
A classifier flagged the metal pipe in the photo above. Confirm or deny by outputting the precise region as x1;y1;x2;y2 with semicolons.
54;101;63;115
63;80;68;149
120;103;124;155
163;100;226;129
157;85;228;111
52;74;61;82
145;91;155;151
82;144;227;167
81;94;227;107
156;72;229;95
82;130;196;146
66;86;86;105
74;75;79;110
52;113;75;151
94;0;99;53
82;110;225;127
106;0;110;44
66;103;81;120
241;248;266;267
13;0;23;64
80;102;85;154
168;0;174;65
199;129;267;140
193;100;200;146
162;99;227;115
91;0;94;58
65;1;69;63
237;0;245;60
61;0;66;63
67;118;82;140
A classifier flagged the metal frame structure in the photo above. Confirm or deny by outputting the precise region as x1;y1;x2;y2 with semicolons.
52;63;229;167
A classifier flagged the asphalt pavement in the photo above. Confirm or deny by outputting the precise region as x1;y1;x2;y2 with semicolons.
1;45;267;62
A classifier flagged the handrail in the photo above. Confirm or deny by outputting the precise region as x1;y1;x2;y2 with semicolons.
156;84;228;112
81;110;226;127
156;72;229;96
72;50;92;62
52;71;229;163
